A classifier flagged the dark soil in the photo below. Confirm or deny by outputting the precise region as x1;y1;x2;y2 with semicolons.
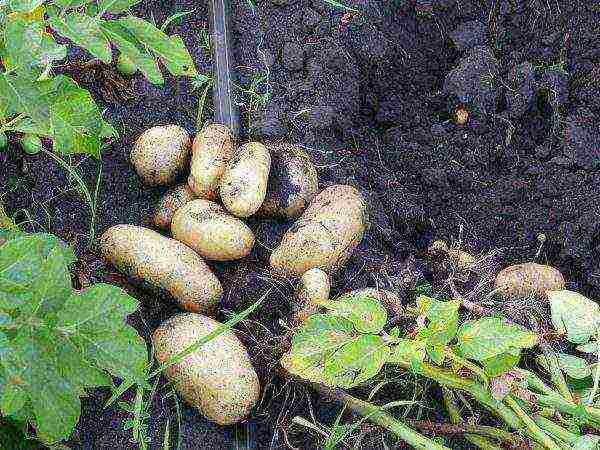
2;0;600;449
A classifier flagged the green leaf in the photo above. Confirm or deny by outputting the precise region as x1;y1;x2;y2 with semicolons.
98;0;141;14
0;312;13;328
100;20;163;85
53;0;91;7
573;435;600;450
322;295;387;334
117;16;196;76
1;384;27;416
48;12;112;63
0;74;54;135
388;338;426;371
537;353;592;380
482;349;520;378
324;335;390;388
426;344;446;365
549;290;600;344
577;341;600;354
456;317;538;361
418;296;460;346
7;0;45;13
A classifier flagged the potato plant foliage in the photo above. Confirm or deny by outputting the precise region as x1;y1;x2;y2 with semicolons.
0;0;197;158
0;231;148;444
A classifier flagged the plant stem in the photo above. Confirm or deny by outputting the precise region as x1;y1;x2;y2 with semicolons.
504;395;561;450
533;415;579;445
539;340;574;402
308;382;451;450
535;392;600;425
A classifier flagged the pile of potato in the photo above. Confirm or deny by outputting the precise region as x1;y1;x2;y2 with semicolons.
99;123;369;426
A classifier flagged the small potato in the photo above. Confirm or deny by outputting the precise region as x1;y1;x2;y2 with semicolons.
99;225;222;313
131;125;191;186
428;240;477;271
188;124;234;199
257;142;318;219
220;142;271;218
171;199;255;261
495;262;565;300
270;185;368;277
153;184;197;231
337;288;403;316
292;268;330;327
153;313;260;425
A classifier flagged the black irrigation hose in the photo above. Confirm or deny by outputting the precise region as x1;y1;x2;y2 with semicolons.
208;0;240;139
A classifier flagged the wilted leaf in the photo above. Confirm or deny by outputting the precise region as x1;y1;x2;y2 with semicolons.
549;290;600;344
537;353;592;380
322;295;387;334
48;12;112;63
324;335;390;388
456;317;538;361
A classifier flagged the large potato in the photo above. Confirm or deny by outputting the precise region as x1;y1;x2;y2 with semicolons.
99;225;222;313
171;199;255;261
219;142;271;218
337;288;403;316
495;263;565;300
257;142;318;219
154;184;197;231
153;313;260;425
292;268;330;327
131;125;191;186
188;124;234;199
270;185;368;276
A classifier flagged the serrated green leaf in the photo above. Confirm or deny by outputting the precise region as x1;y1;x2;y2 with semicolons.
324;335;389;388
322;295;387;334
537;353;592;380
1;384;27;416
100;20;163;85
388;338;426;371
549;290;600;344
7;0;45;13
117;16;196;76
482;349;520;378
456;317;538;361
98;0;141;14
48;12;112;63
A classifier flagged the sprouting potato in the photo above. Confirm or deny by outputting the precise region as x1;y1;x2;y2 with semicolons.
99;225;222;314
494;262;565;300
152;313;260;426
171;199;255;261
219;142;271;218
153;184;197;231
270;185;368;277
188;124;234;199
292;268;330;327
257;142;319;219
131;125;191;186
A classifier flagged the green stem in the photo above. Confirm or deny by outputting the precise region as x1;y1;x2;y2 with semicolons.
535;392;600;425
533;415;579;445
539;342;574;402
505;395;561;450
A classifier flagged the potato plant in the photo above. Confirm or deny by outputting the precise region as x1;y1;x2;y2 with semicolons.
282;291;600;449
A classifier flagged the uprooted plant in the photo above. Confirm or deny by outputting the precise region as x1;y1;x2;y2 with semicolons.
281;290;600;449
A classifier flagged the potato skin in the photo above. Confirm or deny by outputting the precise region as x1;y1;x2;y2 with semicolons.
292;268;330;327
171;199;255;261
494;263;565;300
99;225;222;313
270;185;368;277
131;125;191;186
152;313;260;425
338;288;403;316
188;124;234;199
220;142;271;218
257;142;318;219
154;184;197;231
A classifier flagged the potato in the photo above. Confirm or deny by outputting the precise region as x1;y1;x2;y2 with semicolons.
219;142;271;218
171;199;255;261
338;288;403;316
99;225;222;313
270;185;368;277
292;268;330;326
152;313;260;425
188;124;234;199
131;125;191;186
494;262;565;300
257;142;318;219
428;240;477;271
153;184;197;231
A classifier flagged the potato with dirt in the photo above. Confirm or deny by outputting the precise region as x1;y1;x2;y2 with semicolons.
188;124;234;199
494;262;565;300
99;225;222;313
152;313;260;425
131;125;191;186
270;185;368;277
257;142;318;219
292;268;330;326
219;142;271;218
171;199;255;261
153;184;197;230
